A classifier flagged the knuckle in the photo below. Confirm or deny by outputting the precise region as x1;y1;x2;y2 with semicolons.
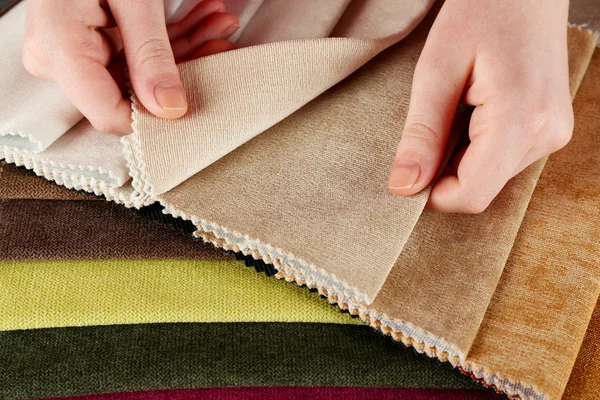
548;107;574;152
402;120;442;147
131;37;174;70
463;195;492;214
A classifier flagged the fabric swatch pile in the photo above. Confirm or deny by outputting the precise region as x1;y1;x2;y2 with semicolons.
1;0;600;399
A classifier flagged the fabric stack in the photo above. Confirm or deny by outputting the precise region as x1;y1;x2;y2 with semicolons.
1;1;599;399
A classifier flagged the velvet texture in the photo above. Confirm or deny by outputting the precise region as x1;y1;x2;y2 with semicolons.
1;1;600;400
0;162;96;200
0;260;358;331
0;199;229;261
0;323;483;399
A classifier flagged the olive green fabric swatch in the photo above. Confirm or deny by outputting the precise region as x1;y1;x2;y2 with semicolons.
0;323;482;400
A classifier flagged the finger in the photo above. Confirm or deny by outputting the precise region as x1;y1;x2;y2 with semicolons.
167;0;226;40
58;57;132;134
171;12;239;60
426;110;528;214
190;39;237;59
388;22;474;196
108;0;188;119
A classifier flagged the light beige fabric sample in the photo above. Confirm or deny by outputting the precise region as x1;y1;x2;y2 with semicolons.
236;0;351;46
126;0;435;198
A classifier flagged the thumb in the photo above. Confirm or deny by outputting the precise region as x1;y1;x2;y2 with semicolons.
108;0;188;119
389;36;470;196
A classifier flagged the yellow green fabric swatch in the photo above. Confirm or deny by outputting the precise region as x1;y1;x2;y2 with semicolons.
0;259;359;331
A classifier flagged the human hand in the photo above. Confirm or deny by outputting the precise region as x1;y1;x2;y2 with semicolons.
22;0;239;134
388;0;572;213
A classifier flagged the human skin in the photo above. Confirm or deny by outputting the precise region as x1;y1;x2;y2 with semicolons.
22;0;239;134
388;0;573;213
22;0;573;214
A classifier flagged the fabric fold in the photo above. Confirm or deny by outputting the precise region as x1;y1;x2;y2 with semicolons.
363;23;599;359
1;0;437;302
125;0;435;198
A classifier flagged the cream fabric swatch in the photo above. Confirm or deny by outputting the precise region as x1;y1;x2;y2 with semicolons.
125;0;435;198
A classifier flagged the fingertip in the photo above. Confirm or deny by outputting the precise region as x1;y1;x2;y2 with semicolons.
190;39;237;59
90;98;134;134
425;175;460;212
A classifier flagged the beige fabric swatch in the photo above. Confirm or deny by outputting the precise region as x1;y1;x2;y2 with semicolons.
125;0;435;198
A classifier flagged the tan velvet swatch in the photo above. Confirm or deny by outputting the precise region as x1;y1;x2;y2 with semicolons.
366;24;599;359
462;44;600;400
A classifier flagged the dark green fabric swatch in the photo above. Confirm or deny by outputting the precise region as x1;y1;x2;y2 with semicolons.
0;323;481;399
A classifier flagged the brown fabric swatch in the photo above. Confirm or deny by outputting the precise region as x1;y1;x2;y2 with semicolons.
463;46;600;400
0;199;230;261
569;0;600;41
0;162;95;201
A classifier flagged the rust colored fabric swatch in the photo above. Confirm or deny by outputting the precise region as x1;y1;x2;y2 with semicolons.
555;48;600;400
461;45;600;400
563;297;600;400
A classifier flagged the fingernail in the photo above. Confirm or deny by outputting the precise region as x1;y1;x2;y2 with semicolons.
389;159;421;192
154;80;187;111
222;23;240;38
